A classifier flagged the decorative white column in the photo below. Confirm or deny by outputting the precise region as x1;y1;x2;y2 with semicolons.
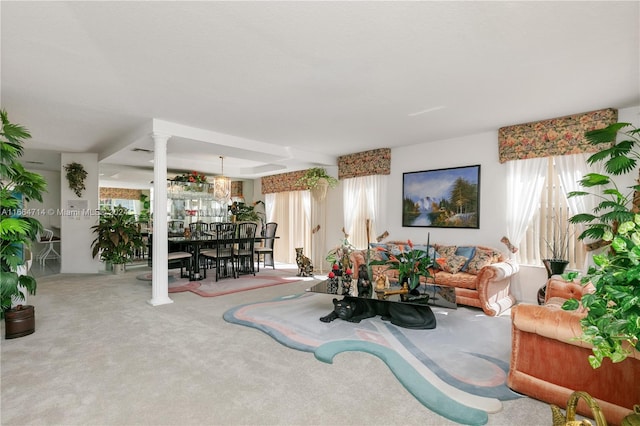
148;133;173;306
310;197;327;273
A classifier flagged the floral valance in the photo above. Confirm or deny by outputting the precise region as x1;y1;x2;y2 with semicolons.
99;188;143;200
261;170;310;194
498;108;618;163
338;148;391;179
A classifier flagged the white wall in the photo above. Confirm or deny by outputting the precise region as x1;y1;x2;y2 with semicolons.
60;153;101;273
318;105;640;304
388;130;505;247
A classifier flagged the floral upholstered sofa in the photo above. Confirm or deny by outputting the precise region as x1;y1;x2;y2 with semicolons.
349;241;519;316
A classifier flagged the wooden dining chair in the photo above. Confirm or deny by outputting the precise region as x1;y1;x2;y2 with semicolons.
255;222;277;271
189;221;209;236
234;221;257;277
200;222;236;281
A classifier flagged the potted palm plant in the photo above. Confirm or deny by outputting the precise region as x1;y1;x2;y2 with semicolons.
537;217;574;304
563;121;640;368
90;206;144;274
0;109;47;338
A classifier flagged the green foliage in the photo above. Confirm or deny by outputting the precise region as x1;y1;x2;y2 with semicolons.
296;168;338;189
138;193;151;223
563;122;640;367
325;236;356;269
369;240;433;291
90;206;144;264
228;200;265;222
0;109;46;316
63;162;88;197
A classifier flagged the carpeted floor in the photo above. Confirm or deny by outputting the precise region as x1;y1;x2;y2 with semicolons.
1;264;554;425
224;293;521;425
136;269;301;297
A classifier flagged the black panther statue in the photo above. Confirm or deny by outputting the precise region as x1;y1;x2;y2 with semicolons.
319;296;436;329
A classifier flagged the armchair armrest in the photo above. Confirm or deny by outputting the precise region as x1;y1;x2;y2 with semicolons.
545;276;593;303
511;303;589;348
482;260;520;280
475;259;519;316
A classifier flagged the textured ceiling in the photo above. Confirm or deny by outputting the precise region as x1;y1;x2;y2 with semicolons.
2;1;638;186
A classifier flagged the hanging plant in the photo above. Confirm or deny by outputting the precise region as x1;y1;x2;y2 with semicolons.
64;162;88;197
296;167;338;189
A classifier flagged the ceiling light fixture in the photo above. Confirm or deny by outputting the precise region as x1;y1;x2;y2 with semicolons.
212;156;231;202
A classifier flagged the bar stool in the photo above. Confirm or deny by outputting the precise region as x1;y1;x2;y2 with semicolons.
36;229;60;266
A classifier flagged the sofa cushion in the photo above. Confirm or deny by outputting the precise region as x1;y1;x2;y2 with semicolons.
440;254;468;274
466;248;497;275
434;271;478;289
369;243;389;261
435;244;457;257
455;246;476;271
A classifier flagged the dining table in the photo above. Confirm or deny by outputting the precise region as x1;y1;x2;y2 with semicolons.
168;234;218;281
167;232;275;281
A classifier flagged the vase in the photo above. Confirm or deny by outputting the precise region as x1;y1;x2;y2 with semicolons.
400;274;420;290
113;263;126;275
542;259;569;278
537;259;569;305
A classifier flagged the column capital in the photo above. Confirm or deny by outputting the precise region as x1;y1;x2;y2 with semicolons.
150;132;172;143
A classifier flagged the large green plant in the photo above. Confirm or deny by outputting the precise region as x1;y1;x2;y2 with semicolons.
0;110;47;317
563;122;640;368
229;200;265;222
90;206;144;265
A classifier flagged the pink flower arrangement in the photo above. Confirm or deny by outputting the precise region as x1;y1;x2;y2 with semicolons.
174;171;208;184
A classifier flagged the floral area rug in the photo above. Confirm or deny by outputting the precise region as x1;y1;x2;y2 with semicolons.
223;292;521;426
137;271;301;297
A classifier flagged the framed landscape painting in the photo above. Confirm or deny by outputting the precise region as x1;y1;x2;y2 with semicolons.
402;165;480;228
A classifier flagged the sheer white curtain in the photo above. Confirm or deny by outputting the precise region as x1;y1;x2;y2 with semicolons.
343;178;363;246
268;190;311;264
264;193;276;222
506;157;548;259
343;175;387;249
555;153;605;270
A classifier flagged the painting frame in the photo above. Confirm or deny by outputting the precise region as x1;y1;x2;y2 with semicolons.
402;164;480;229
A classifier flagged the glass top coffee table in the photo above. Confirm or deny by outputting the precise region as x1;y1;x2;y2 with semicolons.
307;279;457;310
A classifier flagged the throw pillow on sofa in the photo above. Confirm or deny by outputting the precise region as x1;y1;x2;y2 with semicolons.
466;248;498;274
435;245;457;257
440;254;468;274
369;243;389;261
455;246;476;272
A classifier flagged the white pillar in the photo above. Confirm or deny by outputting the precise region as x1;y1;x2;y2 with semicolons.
148;133;173;306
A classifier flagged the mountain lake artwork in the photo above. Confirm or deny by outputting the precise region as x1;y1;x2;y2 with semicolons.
402;165;480;229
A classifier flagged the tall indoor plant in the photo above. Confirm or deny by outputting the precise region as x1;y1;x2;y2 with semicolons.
0;109;47;337
90;206;144;274
563;122;640;368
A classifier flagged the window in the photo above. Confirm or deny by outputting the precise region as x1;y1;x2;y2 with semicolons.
343;175;388;249
99;198;138;215
265;191;311;264
517;157;585;270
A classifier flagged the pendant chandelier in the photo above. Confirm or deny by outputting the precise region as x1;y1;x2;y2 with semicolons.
212;156;231;202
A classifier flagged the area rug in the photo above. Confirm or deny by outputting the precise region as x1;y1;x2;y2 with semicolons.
137;271;301;298
223;292;522;426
